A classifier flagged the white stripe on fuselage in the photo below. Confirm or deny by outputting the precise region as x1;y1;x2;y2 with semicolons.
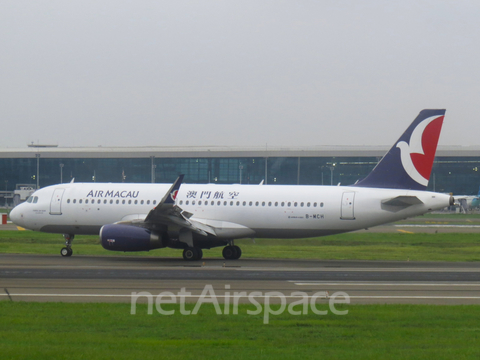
11;182;452;238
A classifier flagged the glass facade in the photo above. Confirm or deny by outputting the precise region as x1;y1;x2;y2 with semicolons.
1;154;480;195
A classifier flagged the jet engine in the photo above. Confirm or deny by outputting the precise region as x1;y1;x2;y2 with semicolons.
100;224;166;252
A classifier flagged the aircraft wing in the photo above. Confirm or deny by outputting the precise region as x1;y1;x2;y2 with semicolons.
116;175;254;239
141;175;216;236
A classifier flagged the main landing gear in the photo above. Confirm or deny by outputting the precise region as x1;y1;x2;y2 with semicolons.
222;245;242;260
181;245;242;261
60;234;74;257
183;247;203;261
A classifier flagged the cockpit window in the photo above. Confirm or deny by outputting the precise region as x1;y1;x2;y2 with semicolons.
33;197;38;203
27;196;33;203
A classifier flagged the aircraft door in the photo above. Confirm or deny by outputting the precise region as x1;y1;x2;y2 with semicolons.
341;192;355;220
50;188;65;215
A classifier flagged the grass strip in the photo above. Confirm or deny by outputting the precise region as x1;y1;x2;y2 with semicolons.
2;231;480;261
0;301;479;359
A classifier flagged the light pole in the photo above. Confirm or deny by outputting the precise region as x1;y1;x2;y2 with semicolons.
150;156;156;183
36;153;40;189
329;163;336;185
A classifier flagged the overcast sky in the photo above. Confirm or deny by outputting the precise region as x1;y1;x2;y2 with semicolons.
1;1;479;149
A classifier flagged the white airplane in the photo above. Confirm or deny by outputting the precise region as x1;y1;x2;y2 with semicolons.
10;109;453;261
454;187;480;213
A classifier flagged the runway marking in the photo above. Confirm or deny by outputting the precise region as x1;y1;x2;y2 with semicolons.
397;229;415;234
0;293;328;299
349;296;480;299
291;282;480;287
395;224;480;228
1;293;480;300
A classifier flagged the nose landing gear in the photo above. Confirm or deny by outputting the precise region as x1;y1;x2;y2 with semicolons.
60;234;74;257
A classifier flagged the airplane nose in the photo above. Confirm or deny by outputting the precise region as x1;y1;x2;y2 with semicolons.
9;206;22;226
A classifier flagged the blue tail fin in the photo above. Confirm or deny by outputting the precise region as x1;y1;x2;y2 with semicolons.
354;109;445;190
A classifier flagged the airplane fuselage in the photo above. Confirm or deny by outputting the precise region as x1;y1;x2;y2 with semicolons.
11;182;451;239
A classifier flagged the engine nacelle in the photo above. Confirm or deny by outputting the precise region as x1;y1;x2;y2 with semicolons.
100;224;165;252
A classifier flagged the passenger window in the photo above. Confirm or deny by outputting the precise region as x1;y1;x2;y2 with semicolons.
98;199;101;204
110;200;113;204
79;199;83;204
320;202;324;207
294;202;297;207
179;200;183;205
281;202;284;207
141;200;144;205
300;202;304;207
307;202;310;207
153;200;157;205
192;200;196;205
236;201;240;206
243;201;246;206
262;202;265;206
199;201;202;205
230;201;233;206
268;202;272;206
147;200;150;205
249;201;252;206
217;201;221;206
224;201;227;206
313;202;317;207
116;200;119;204
211;201;214;206
287;202;291;207
122;200;125;204
275;202;278;207
134;200;138;205
186;200;189;205
255;201;259;206
85;200;89;204
67;199;70;204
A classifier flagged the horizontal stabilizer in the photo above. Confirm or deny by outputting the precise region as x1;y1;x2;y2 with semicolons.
381;196;423;207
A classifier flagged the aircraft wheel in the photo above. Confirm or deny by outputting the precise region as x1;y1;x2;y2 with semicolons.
60;247;73;257
183;247;202;261
232;245;242;260
222;246;239;260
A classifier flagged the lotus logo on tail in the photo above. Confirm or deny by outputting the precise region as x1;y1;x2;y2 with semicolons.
396;115;444;187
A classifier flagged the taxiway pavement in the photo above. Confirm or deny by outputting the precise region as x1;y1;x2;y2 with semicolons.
1;254;479;305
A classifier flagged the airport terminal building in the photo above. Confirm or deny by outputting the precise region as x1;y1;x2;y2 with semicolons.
1;145;480;205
